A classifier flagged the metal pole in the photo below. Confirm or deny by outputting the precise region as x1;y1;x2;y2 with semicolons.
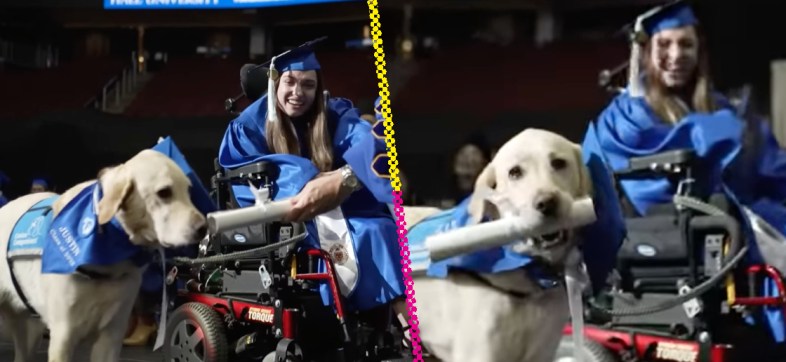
137;25;145;74
131;51;137;85
771;60;786;146
121;68;127;95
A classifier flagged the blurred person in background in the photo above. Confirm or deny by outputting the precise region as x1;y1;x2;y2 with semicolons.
449;132;492;205
123;277;160;346
29;177;51;194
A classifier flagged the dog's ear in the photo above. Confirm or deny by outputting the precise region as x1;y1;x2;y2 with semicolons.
96;166;113;179
97;165;133;225
571;143;593;197
467;163;499;224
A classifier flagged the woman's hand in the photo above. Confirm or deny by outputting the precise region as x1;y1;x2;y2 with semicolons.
283;170;354;223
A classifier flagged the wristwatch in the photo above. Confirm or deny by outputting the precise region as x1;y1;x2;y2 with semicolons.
340;164;362;191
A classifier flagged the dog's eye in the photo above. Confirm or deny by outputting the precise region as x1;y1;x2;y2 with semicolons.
157;187;173;200
508;166;523;180
551;158;568;171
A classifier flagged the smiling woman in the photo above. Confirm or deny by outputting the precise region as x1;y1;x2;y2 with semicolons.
277;71;318;118
629;1;718;124
216;38;411;345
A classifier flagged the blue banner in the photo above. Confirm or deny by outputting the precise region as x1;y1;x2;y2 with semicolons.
104;0;356;9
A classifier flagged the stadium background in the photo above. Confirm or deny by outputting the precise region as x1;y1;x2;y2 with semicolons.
0;0;780;206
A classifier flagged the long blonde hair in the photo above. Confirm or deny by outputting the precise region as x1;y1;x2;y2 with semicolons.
265;71;334;172
642;26;719;124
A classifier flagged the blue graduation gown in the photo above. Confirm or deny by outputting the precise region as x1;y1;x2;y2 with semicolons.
590;89;786;342
218;95;404;311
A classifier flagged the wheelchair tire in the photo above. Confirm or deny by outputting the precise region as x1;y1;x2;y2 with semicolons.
164;302;229;362
552;335;617;362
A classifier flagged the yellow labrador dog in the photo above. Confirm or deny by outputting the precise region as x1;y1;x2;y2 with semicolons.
0;150;207;362
407;128;592;362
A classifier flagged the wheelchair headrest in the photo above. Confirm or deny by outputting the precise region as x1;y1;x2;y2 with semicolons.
240;63;269;102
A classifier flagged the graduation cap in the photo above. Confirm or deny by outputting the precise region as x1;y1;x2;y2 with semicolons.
627;0;699;97
264;36;327;123
31;177;50;189
226;37;328;117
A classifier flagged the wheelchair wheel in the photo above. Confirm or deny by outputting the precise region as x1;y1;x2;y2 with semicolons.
552;335;617;362
164;302;229;362
262;351;302;362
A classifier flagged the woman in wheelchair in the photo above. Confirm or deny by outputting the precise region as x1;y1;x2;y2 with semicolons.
583;0;786;346
217;40;411;345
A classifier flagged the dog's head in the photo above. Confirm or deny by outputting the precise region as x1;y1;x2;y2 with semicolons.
467;128;592;265
96;149;207;248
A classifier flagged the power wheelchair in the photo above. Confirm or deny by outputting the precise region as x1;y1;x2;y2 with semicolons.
160;52;409;361
161;158;411;362
555;147;786;362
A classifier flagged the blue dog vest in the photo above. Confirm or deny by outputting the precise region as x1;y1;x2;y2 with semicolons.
8;197;58;259
43;182;150;274
7;183;151;316
8;183;150;274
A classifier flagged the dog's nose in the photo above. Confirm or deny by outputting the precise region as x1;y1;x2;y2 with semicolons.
534;192;559;217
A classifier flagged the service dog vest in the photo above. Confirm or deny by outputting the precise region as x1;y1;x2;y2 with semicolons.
8;197;58;259
8;183;150;274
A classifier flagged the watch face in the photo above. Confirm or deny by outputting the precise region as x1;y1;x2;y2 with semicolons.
346;175;358;187
343;169;358;188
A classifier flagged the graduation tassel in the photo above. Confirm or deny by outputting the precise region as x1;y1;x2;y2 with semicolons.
268;56;279;123
628;2;667;98
628;12;648;98
323;90;330;114
628;40;643;98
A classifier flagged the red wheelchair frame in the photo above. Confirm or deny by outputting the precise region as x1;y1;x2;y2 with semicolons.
563;264;786;362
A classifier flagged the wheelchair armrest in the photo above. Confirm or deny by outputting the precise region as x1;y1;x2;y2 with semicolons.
614;149;696;180
225;161;275;180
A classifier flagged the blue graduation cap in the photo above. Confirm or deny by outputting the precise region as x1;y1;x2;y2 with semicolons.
256;36;327;123
640;1;698;36
627;0;699;97
31;177;50;189
151;136;217;215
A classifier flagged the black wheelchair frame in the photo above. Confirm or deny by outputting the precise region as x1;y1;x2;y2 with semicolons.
570;148;786;362
164;159;411;362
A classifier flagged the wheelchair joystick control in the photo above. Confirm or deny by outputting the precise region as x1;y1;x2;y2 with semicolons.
249;181;271;205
